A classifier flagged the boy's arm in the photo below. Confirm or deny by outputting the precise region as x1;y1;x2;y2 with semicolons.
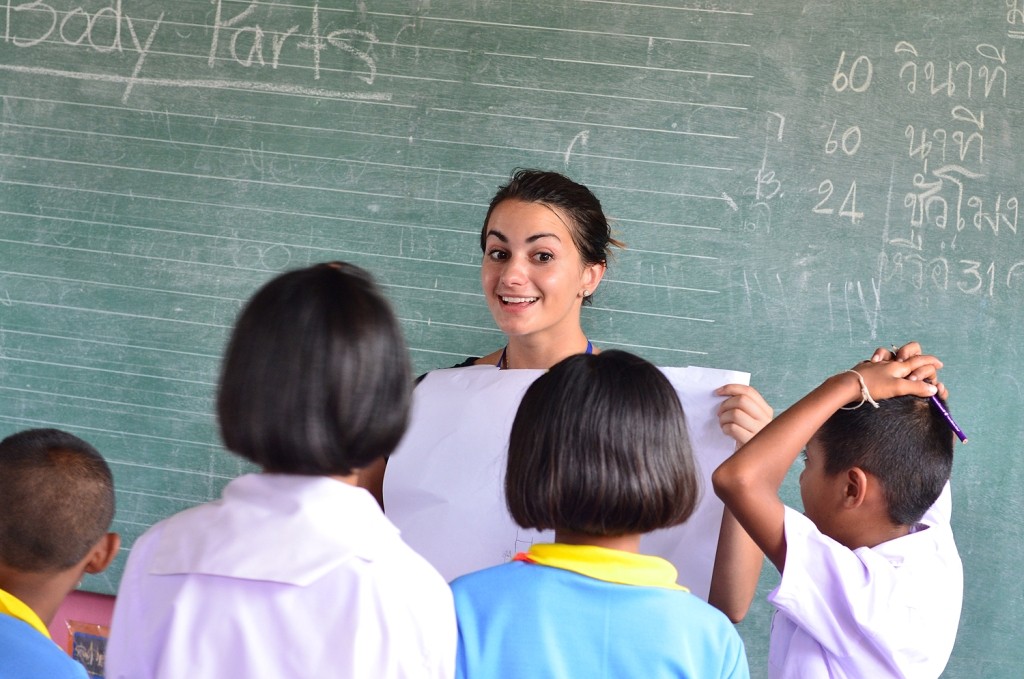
712;356;942;573
708;506;764;621
708;384;772;622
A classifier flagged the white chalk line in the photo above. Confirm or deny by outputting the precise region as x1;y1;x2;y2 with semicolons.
0;323;221;358
0;64;392;101
0;232;481;273
592;340;709;356
0;204;475;243
603;279;719;294
472;81;747;112
399;317;501;333
430;107;739;139
400;13;752;47
577;0;753;15
0;300;230;330
0;385;210;418
485;51;752;80
591;307;714;323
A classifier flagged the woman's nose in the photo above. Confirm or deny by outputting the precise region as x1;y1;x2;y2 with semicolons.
500;256;528;285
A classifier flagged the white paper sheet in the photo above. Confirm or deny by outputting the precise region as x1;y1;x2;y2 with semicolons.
384;364;749;599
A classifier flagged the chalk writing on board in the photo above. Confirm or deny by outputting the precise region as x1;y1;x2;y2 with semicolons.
230;243;293;271
1009;0;1024;26
563;130;590;167
831;51;873;93
0;0;386;103
812;180;863;225
896;42;1007;99
824;121;861;157
800;31;1023;301
743;112;786;235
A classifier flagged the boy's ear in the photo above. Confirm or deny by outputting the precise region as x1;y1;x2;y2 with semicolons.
83;533;121;575
841;468;869;509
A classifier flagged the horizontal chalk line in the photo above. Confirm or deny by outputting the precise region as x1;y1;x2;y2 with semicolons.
0;64;392;101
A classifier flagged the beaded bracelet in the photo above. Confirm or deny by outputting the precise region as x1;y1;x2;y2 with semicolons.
839;369;880;410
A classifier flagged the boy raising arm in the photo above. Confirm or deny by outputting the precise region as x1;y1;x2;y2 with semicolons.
713;353;962;678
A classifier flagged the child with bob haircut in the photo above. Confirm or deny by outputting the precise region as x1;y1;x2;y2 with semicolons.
713;347;962;678
0;428;121;679
106;262;456;679
450;350;750;679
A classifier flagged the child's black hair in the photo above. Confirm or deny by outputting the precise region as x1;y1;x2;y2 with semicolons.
217;262;411;475
0;428;114;572
815;395;954;525
505;350;698;536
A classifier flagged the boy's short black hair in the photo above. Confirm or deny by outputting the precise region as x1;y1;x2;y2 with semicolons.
0;428;115;572
505;350;699;537
815;395;954;525
217;262;411;475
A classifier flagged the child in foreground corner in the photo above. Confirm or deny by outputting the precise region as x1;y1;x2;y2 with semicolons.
713;348;963;678
105;263;455;679
0;428;121;679
450;350;750;679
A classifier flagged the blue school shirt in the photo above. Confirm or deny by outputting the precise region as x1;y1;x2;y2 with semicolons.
0;588;88;679
451;543;749;679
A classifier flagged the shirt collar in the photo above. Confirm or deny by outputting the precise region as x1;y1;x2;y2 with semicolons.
514;543;688;591
0;587;50;638
150;473;399;585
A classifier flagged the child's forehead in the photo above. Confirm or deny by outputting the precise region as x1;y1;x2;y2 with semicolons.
804;437;832;465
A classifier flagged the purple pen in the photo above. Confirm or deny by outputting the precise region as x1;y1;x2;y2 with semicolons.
930;394;967;444
890;345;966;443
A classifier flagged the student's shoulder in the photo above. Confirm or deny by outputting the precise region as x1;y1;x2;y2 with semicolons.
450;561;529;598
662;587;746;636
0;615;89;678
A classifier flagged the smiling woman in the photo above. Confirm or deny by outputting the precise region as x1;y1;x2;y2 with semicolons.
356;170;619;496
471;169;622;370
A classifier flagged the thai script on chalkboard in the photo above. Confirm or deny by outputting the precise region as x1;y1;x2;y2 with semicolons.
825;32;1017;303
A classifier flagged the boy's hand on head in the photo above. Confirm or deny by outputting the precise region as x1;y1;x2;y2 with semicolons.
870;342;945;386
870;341;923;363
853;354;942;401
715;384;774;447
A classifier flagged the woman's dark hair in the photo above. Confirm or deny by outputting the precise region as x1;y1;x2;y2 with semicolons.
815;395;954;525
480;169;624;305
217;262;411;475
0;428;114;572
505;350;698;537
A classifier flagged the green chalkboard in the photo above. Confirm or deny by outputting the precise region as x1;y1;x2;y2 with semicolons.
1;1;1020;675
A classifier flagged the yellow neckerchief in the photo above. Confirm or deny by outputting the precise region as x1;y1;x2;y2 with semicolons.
0;587;50;638
514;543;688;591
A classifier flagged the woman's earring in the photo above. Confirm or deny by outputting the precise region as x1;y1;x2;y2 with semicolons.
582;289;590;297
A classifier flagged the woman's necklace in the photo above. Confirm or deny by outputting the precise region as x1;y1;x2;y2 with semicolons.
496;340;593;369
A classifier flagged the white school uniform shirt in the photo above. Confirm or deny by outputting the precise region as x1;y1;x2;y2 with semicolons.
106;473;456;679
767;483;962;679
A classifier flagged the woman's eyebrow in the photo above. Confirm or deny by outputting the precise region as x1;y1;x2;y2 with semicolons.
484;229;561;243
